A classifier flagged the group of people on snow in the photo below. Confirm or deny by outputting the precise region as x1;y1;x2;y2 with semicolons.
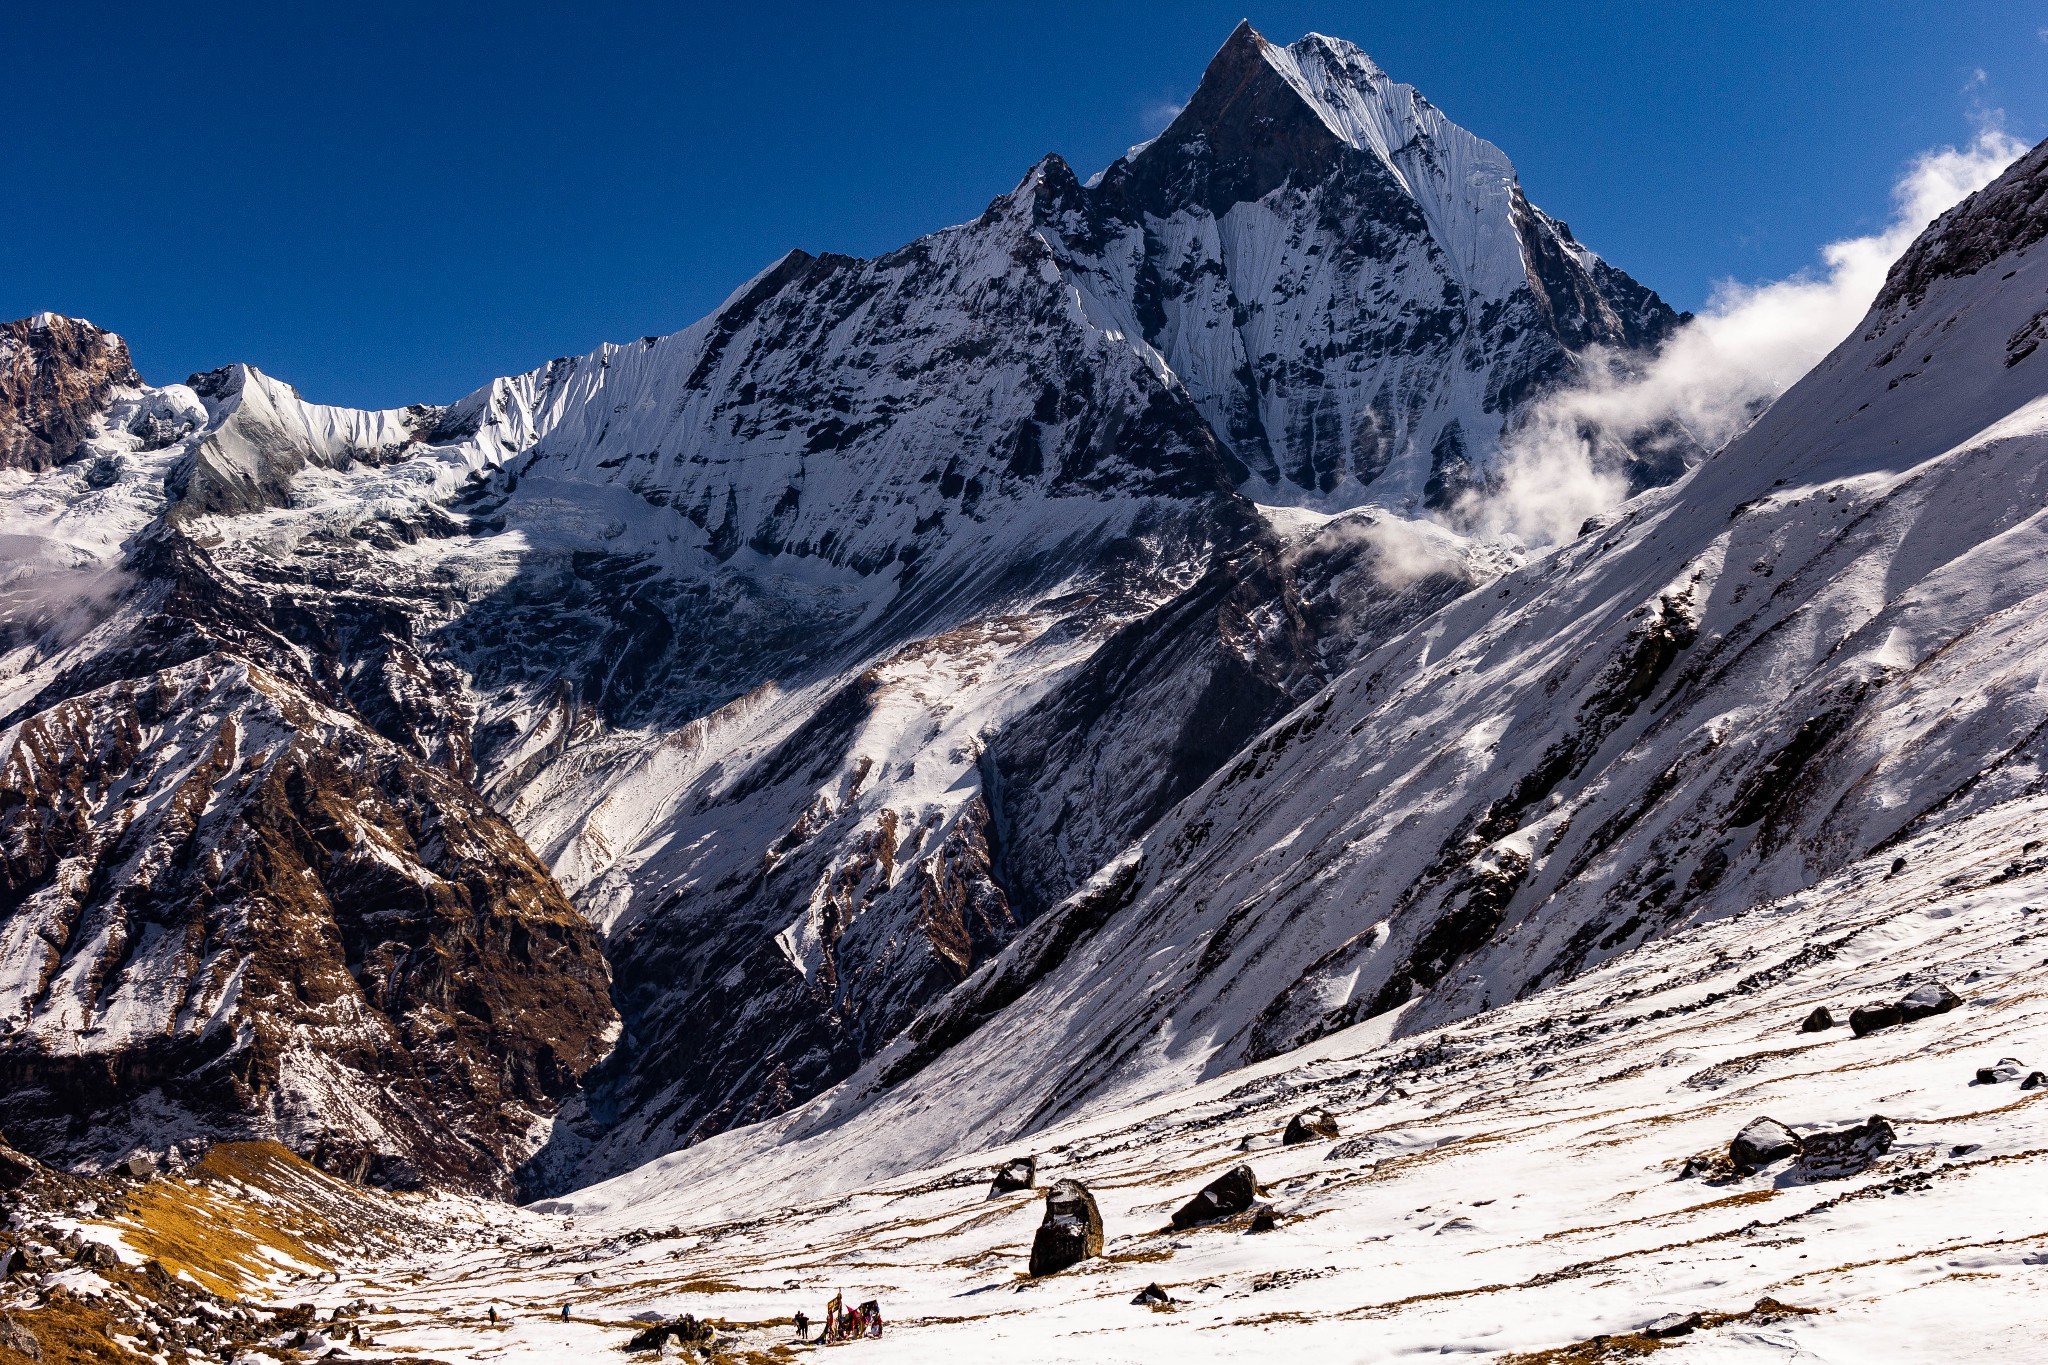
793;1293;883;1343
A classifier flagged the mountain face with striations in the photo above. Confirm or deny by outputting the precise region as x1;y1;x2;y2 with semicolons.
729;134;2048;1184
0;25;1683;1194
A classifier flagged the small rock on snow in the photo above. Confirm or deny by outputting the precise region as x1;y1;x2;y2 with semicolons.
1171;1165;1261;1230
1642;1312;1703;1338
988;1155;1036;1197
1795;1115;1895;1181
1282;1108;1340;1145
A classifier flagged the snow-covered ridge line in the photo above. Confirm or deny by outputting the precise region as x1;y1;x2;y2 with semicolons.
1;20;1684;1193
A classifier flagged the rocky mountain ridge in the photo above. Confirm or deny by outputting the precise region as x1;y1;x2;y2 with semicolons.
0;24;1685;1192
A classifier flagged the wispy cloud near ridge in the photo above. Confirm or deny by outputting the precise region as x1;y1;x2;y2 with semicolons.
1458;126;2030;547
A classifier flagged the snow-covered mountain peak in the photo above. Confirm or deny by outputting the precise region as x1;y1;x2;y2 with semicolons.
0;23;1687;1194
1110;22;1528;300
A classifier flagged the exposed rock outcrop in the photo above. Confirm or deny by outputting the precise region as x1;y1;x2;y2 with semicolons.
0;656;616;1194
0;314;139;472
1029;1179;1103;1276
1794;1116;1895;1182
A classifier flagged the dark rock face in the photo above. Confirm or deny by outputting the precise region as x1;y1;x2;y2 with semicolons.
0;314;139;472
988;1155;1036;1196
1850;1002;1904;1037
0;655;616;1195
1795;1116;1895;1181
1170;1164;1260;1229
1029;1179;1103;1276
1282;1108;1340;1146
1729;1117;1801;1171
988;517;1485;922
1876;139;2048;312
0;1315;38;1359
1800;1006;1835;1033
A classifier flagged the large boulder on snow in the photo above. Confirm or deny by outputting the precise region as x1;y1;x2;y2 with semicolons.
1282;1109;1340;1145
1974;1058;2028;1085
1730;1117;1801;1171
1799;1006;1835;1033
1850;1002;1903;1037
1170;1164;1261;1230
1898;981;1961;1022
1795;1115;1895;1181
1029;1179;1103;1276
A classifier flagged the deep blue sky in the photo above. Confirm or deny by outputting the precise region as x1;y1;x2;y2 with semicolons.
6;2;2044;409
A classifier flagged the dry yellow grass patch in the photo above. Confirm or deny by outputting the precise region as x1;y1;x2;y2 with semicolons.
107;1141;419;1299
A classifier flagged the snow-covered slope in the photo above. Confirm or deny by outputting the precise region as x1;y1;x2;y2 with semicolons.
709;134;2048;1179
186;783;2048;1363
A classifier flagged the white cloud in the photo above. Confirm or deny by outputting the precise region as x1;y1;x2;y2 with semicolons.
1455;125;2030;547
1141;97;1187;130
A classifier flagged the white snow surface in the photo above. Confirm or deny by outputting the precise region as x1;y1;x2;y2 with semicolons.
284;798;2048;1362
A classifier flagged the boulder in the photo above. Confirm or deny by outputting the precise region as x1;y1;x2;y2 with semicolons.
2024;1072;2048;1091
1729;1117;1801;1171
1849;1002;1902;1037
1897;981;1961;1022
1324;1137;1376;1161
1799;1006;1834;1033
988;1155;1036;1197
123;1152;157;1179
1170;1165;1260;1230
1642;1312;1703;1338
1247;1205;1278;1234
75;1242;120;1270
1974;1058;2027;1085
1281;1108;1340;1146
1795;1115;1894;1181
1130;1282;1174;1307
1029;1179;1103;1276
625;1316;711;1352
